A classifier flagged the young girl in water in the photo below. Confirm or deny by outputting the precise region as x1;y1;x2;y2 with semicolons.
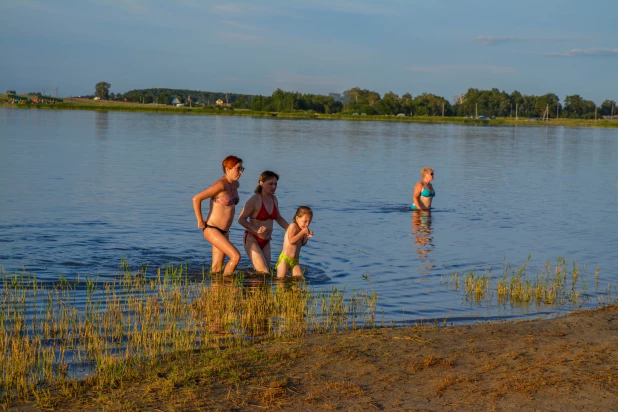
276;206;313;278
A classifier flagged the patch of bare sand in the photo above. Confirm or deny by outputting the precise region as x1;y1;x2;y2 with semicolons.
12;305;618;411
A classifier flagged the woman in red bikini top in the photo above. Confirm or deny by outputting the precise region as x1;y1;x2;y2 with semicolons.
238;170;289;273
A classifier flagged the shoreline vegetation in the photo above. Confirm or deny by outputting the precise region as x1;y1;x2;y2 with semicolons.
3;95;618;129
2;258;617;410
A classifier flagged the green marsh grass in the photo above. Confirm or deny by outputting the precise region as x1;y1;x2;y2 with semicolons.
0;263;377;404
446;257;607;309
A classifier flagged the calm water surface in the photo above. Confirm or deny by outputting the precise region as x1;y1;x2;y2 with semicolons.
1;108;617;323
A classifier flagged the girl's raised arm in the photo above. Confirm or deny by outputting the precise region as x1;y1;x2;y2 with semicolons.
287;224;308;245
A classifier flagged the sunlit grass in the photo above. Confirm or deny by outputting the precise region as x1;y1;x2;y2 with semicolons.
0;262;377;404
445;257;611;309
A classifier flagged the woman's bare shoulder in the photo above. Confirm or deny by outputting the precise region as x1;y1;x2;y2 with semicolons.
244;193;260;206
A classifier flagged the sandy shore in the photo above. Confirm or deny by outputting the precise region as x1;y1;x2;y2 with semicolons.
12;304;618;411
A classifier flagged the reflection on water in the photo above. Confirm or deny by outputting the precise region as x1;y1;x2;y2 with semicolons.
411;210;434;274
94;111;109;140
1;108;617;325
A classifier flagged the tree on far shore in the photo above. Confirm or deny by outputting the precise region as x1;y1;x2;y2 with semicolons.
95;82;111;100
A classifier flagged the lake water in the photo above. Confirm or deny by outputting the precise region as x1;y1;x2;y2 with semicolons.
1;107;617;324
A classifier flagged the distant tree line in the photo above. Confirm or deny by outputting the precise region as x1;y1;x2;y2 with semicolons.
452;88;615;119
117;88;251;106
110;85;616;119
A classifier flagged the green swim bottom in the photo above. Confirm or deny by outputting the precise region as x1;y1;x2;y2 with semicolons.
276;253;299;270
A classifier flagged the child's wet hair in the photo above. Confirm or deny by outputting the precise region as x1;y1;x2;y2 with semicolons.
293;206;313;222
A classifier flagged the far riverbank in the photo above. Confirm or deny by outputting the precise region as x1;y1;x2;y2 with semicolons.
3;96;618;128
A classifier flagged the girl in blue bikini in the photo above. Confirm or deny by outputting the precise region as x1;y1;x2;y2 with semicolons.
411;167;435;211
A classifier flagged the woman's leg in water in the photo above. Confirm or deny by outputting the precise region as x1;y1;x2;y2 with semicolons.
204;228;240;275
243;234;270;273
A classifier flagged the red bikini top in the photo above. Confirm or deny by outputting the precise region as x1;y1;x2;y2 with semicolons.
255;197;279;220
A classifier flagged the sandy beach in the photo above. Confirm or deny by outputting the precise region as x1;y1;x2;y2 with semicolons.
11;304;616;411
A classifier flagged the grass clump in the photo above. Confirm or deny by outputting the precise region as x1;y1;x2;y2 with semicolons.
446;257;605;310
0;262;377;405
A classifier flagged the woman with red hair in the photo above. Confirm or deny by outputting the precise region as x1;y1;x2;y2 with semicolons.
193;155;244;275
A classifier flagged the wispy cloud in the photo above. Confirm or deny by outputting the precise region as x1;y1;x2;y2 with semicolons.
216;31;266;44
222;20;263;32
210;3;291;16
473;36;526;46
408;65;516;74
89;0;151;14
524;48;618;57
306;0;395;16
473;35;595;46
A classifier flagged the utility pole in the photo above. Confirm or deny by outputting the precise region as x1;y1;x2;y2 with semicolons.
557;103;559;119
516;103;518;120
442;103;445;117
595;106;598;121
475;102;478;119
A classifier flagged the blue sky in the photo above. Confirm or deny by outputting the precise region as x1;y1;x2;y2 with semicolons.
1;0;616;103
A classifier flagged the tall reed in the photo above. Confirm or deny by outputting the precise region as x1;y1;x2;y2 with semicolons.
0;263;377;404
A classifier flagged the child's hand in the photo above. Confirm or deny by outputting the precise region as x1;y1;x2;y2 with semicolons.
256;226;267;235
306;230;313;238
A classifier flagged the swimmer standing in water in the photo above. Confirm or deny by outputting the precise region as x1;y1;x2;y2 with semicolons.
411;167;435;211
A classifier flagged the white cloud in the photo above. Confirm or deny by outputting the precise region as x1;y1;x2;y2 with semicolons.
306;0;396;16
526;48;618;57
473;35;596;46
222;20;264;32
408;65;516;74
210;3;291;16
473;36;526;46
88;0;151;14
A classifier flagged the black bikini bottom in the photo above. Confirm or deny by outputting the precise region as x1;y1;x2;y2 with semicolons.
203;224;228;235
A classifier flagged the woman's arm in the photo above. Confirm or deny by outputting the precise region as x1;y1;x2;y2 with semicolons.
193;180;224;228
412;182;428;211
237;195;263;235
274;198;289;230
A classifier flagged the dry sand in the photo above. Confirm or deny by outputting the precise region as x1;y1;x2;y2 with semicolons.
12;305;618;411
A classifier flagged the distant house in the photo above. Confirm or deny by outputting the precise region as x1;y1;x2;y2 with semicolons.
170;97;181;105
215;99;224;106
93;96;101;101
